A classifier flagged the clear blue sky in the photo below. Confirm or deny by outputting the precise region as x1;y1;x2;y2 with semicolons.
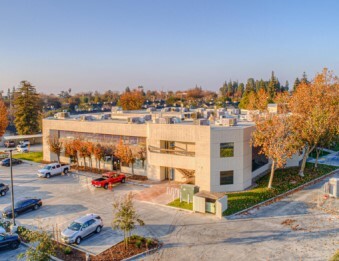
0;0;338;93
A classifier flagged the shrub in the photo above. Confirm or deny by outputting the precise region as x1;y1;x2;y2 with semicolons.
0;220;11;232
63;246;73;255
146;239;153;248
135;240;142;249
17;226;32;242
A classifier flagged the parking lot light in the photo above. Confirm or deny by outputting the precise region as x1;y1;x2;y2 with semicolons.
5;149;16;227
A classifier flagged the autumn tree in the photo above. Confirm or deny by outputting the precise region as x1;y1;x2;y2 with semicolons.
289;68;339;176
13;81;41;134
64;140;78;164
93;143;105;169
47;136;63;163
0;99;8;138
112;192;145;249
252;114;300;188
119;91;145;110
115;140;135;174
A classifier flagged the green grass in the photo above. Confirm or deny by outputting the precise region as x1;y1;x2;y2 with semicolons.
223;163;338;216
308;150;330;158
330;250;339;261
168;198;193;211
13;152;43;163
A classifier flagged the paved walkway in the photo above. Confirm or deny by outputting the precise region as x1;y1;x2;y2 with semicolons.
308;150;339;167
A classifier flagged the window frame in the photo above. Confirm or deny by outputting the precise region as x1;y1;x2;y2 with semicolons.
220;170;234;185
220;142;234;158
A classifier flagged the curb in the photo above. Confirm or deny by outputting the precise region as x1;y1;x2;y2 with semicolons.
137;199;194;213
227;168;339;218
122;241;163;261
126;181;151;188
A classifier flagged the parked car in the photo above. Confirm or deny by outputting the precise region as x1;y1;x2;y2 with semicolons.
16;145;29;153
0;233;20;250
91;172;126;189
1;158;23;167
2;198;42;218
61;214;103;245
37;163;70;178
0;184;9;196
4;141;15;148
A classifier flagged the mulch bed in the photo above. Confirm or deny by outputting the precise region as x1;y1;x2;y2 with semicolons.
91;238;160;261
127;175;148;181
54;242;87;261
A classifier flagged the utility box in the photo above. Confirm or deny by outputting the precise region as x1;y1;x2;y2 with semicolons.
180;184;199;203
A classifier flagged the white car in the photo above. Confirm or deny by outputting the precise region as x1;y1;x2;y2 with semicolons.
16;145;29;153
37;163;70;178
19;140;30;147
61;214;103;244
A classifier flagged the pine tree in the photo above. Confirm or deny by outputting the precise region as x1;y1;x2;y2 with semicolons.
293;77;300;92
245;78;256;93
301;72;309;84
13;81;41;135
267;71;278;101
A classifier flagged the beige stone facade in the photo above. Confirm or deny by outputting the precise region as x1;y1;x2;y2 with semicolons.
42;115;270;193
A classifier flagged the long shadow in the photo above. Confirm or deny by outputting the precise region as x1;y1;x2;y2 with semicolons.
161;227;339;249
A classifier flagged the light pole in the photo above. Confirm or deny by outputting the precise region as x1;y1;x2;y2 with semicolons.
6;149;16;226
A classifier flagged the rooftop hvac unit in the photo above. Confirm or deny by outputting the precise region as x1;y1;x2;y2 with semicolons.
194;119;210;126
54;112;70;119
216;117;237;126
79;115;93;121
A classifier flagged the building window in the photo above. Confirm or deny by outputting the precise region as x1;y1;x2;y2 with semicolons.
220;142;234;157
220;171;234;185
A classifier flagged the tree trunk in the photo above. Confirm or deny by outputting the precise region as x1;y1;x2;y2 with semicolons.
315;148;321;169
299;146;309;177
131;162;134;175
268;160;275;189
83;157;86;168
57;154;60;163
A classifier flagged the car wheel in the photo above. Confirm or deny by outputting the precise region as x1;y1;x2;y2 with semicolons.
75;237;81;245
46;173;51;178
121;178;126;183
0;191;5;196
10;241;19;249
96;226;102;233
33;204;39;210
64;169;68;174
104;184;108;189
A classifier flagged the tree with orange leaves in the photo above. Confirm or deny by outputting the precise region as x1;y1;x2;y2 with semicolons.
0;99;8;138
245;89;269;112
119;91;145;110
115;140;135;174
289;68;339;176
252;114;300;188
64;140;78;164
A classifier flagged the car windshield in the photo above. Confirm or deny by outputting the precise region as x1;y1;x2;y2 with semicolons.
68;222;82;231
43;166;52;170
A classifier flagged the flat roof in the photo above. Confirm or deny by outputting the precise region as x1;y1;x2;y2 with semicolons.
4;134;42;140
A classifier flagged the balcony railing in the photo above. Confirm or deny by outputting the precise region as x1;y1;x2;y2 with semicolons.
148;145;195;157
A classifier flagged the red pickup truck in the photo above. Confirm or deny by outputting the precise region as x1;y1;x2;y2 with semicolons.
91;172;126;189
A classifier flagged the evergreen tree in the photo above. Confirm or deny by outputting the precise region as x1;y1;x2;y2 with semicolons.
255;80;260;92
125;86;131;93
227;81;233;97
219;81;227;97
293;77;300;92
284;80;289;91
13;81;41;134
245;78;255;93
267;71;278;101
301;72;309;84
259;79;266;91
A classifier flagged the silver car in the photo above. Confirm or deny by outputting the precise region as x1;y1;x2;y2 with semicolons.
61;214;103;244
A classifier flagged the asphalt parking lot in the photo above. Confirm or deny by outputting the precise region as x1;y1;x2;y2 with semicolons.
0;161;176;256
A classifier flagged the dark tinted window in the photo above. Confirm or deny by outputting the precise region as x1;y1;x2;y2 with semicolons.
220;143;234;157
88;219;95;226
220;171;234;185
14;200;26;208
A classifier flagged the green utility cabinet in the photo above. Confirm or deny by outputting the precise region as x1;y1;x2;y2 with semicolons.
180;184;199;203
